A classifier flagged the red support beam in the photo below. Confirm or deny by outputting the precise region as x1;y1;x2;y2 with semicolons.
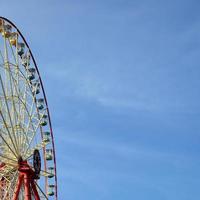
13;174;23;200
31;181;40;200
12;161;41;200
24;173;31;200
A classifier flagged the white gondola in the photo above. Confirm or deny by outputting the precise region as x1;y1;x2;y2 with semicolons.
32;80;40;95
48;184;55;196
37;98;44;110
46;149;53;161
22;52;30;66
17;42;25;56
28;67;36;81
9;32;17;46
40;114;48;126
1;24;12;38
47;167;55;178
43;131;50;143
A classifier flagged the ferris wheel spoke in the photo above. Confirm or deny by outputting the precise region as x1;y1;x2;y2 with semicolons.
3;61;38;134
0;67;33;153
6;66;21;150
8;40;17;65
4;37;21;150
34;181;48;200
20;70;29;150
0;50;5;64
0;169;14;181
21;95;41;155
0;73;19;155
0;113;18;158
15;102;36;155
0;66;37;156
23;87;38;134
2;170;18;200
14;42;22;147
25;139;50;160
7;68;29;153
24;103;38;134
0;152;17;164
23;110;46;156
14;72;39;153
16;74;32;154
15;50;34;141
0;109;18;157
3;35;25;147
20;108;39;155
0;166;16;177
3;25;10;95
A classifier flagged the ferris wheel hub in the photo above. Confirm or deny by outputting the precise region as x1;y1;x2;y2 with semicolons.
17;156;23;164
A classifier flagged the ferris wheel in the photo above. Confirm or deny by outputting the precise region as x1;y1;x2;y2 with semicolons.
0;17;57;200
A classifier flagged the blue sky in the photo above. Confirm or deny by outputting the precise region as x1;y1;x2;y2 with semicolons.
1;0;200;199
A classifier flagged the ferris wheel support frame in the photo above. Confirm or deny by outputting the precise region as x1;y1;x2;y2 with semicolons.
13;161;40;200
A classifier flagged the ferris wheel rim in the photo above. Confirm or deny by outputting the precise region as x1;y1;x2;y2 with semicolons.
0;16;58;199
